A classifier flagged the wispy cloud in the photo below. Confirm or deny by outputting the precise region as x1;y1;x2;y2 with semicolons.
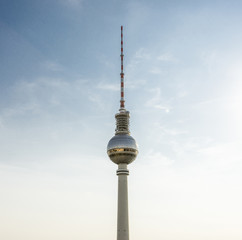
0;117;4;129
0;77;96;122
144;150;174;166
126;48;150;75
97;82;119;91
149;67;165;75
198;142;242;168
145;88;170;112
158;125;188;136
43;61;64;72
3;102;40;118
60;0;83;8
157;53;177;62
134;48;150;60
87;92;105;110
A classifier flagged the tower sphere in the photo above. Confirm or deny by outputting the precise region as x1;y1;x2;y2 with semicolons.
107;134;138;165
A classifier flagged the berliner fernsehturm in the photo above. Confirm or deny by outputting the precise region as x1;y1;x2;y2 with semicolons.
107;26;138;240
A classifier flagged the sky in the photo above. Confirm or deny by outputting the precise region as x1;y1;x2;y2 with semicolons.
0;0;242;239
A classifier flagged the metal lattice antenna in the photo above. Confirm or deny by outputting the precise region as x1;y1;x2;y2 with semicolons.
120;26;125;110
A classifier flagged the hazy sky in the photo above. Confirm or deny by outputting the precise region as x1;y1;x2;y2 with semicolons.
1;0;242;239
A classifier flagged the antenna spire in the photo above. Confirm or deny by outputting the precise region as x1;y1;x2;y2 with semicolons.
120;25;125;110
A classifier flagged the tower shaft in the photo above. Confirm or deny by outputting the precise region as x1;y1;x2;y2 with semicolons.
107;25;138;240
117;163;129;240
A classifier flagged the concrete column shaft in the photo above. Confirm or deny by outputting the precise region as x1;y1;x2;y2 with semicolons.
117;163;129;240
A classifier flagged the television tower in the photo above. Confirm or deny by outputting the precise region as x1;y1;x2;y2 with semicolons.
107;26;138;240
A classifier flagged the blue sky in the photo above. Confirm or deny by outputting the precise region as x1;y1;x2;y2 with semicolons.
1;0;242;239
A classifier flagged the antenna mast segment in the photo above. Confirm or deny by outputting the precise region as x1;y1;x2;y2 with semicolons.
120;26;125;110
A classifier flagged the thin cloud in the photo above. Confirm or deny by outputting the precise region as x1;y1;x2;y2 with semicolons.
97;82;119;91
198;142;242;167
157;53;177;62
43;61;64;72
134;48;150;60
149;67;165;75
88;92;104;110
144;150;174;166
60;0;83;8
0;77;93;121
145;88;170;112
158;125;188;136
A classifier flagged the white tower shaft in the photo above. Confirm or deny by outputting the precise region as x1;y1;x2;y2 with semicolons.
117;163;129;240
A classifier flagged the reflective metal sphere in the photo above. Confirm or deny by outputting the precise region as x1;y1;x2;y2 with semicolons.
107;134;138;164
